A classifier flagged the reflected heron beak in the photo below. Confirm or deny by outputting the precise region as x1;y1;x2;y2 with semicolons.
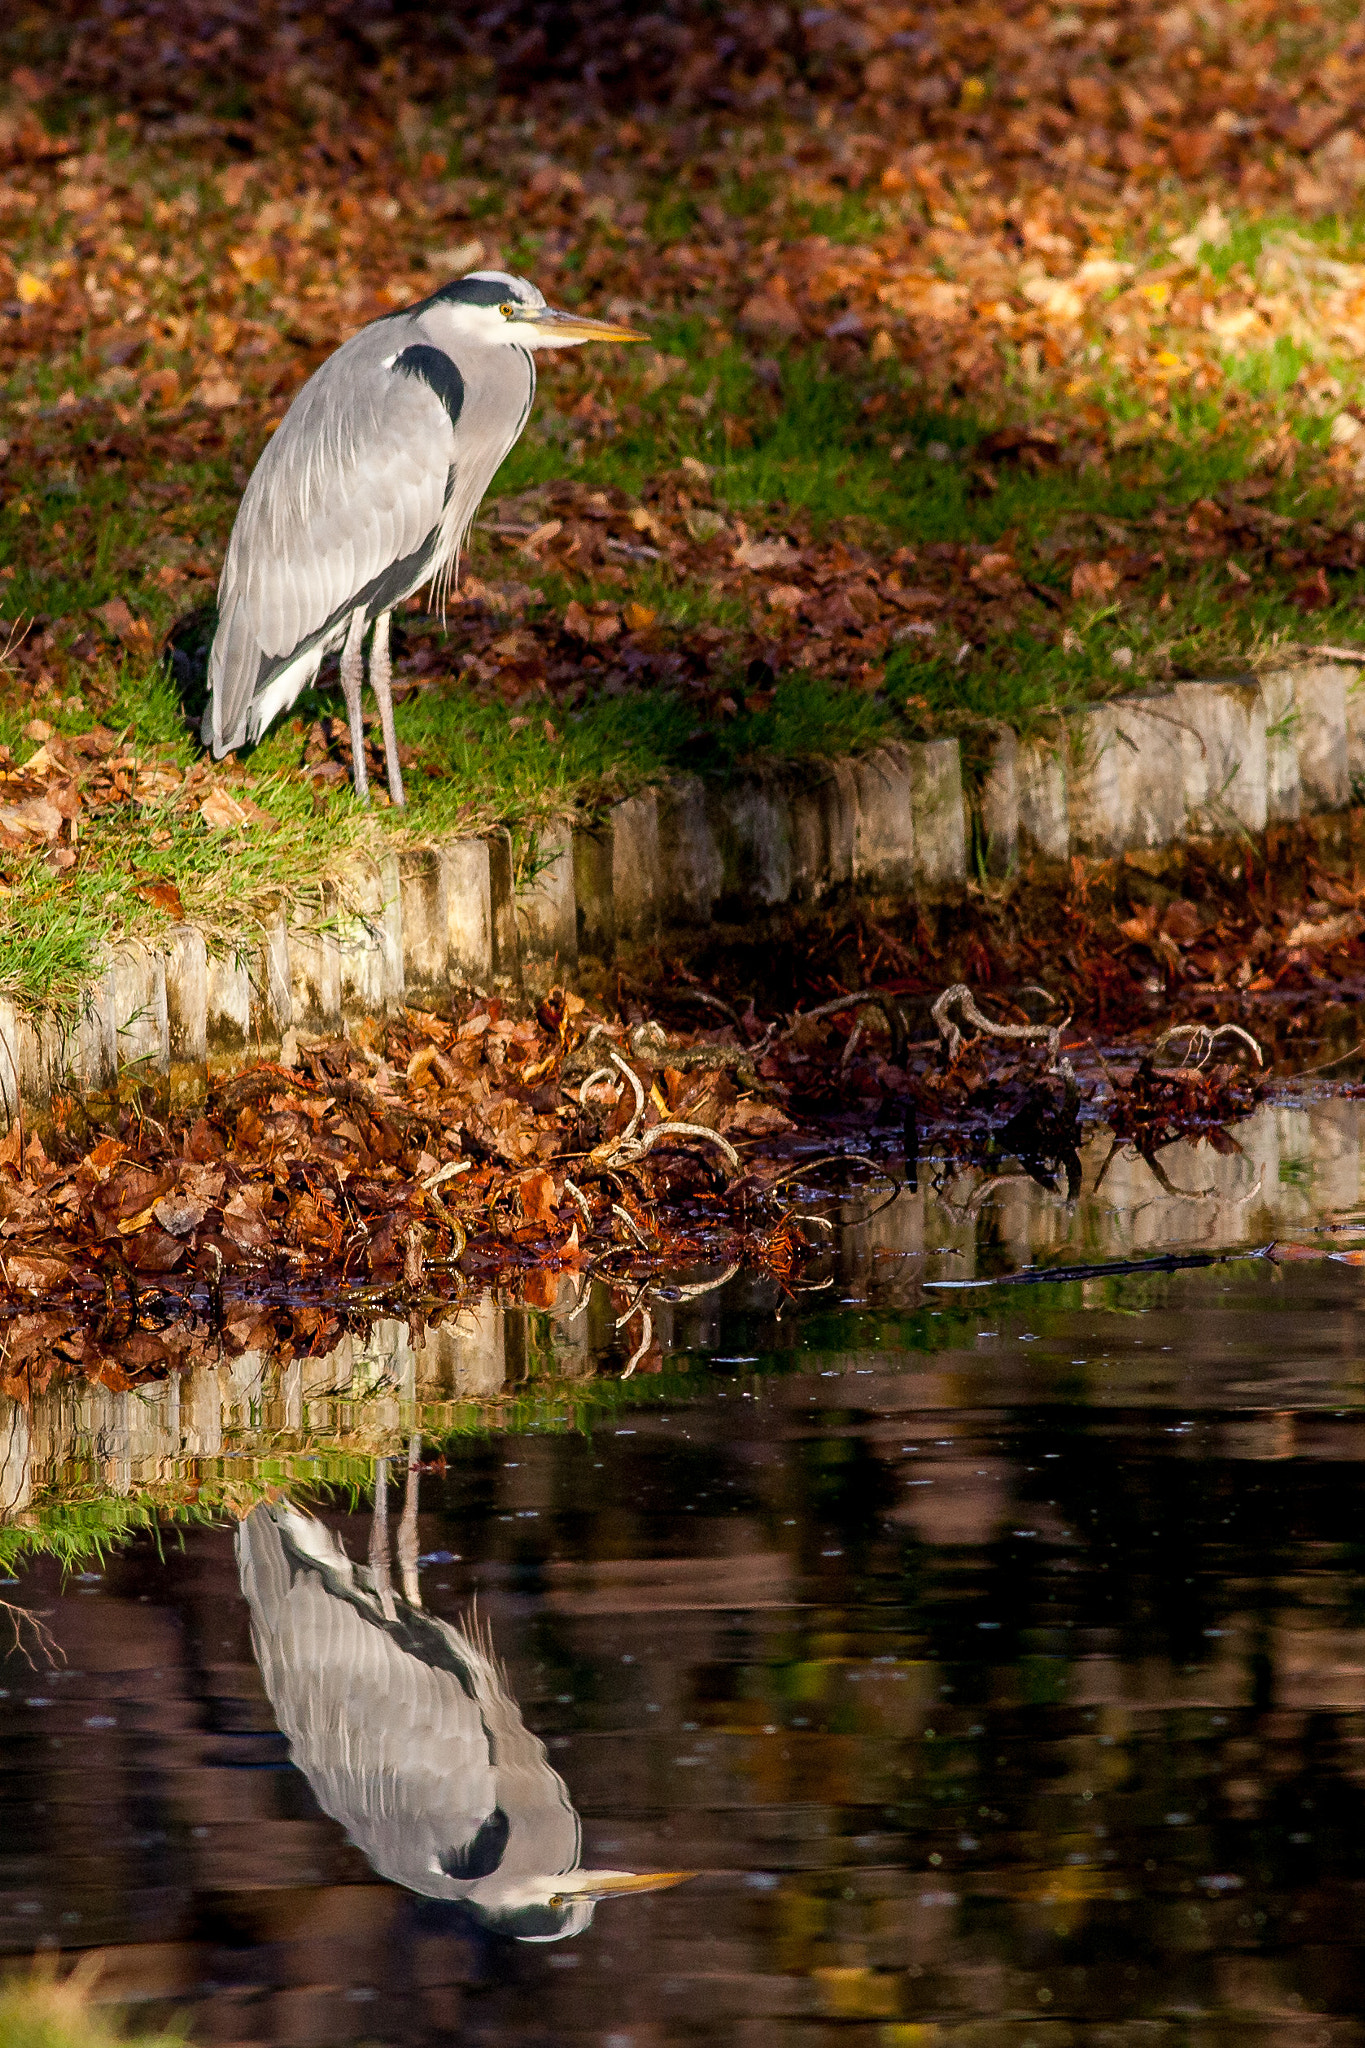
512;305;650;346
546;1868;696;1905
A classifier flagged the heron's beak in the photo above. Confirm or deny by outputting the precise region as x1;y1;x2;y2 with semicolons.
515;306;650;346
547;1868;695;1905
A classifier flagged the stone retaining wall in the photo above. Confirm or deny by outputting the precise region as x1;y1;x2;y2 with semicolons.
2;656;1361;1116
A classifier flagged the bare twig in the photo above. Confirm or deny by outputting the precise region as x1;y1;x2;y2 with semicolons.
0;1598;62;1669
757;987;906;1062
1284;642;1365;663
562;1176;593;1230
621;1307;654;1377
1149;1021;1264;1070
576;1065;621;1103
611;1202;650;1249
652;1259;743;1301
611;1119;741;1173
931;982;1072;1072
606;1049;646;1143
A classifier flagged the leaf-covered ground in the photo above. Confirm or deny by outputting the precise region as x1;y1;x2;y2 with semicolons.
8;794;1365;1403
5;2;1365;1000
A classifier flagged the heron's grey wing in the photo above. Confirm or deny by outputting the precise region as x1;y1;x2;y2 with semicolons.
237;1505;499;1895
208;326;458;750
449;1610;583;1883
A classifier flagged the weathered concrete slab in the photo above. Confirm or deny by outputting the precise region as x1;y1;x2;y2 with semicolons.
163;923;208;1107
336;852;404;1024
1346;666;1365;798
977;723;1018;878
484;830;519;987
790;761;857;904
850;744;915;893
399;848;449;1008
1260;668;1303;823
111;939;169;1083
657;775;723;925
64;954;118;1098
611;790;662;942
572;820;614;962
908;738;967;890
1175;676;1267;835
1016;735;1068;862
517;823;577;985
0;998;46;1120
710;774;794;912
1067;702;1185;857
287;896;342;1038
445;838;494;987
206;943;252;1073
1292;660;1351;811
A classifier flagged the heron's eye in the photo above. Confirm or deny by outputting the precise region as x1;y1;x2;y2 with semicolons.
499;303;517;318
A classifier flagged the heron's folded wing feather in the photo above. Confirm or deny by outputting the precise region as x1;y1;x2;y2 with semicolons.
210;340;455;742
238;1508;498;1887
237;378;449;654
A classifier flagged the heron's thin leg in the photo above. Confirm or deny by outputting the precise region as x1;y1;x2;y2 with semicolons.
398;1432;422;1608
368;609;406;808
340;605;369;805
369;1454;397;1621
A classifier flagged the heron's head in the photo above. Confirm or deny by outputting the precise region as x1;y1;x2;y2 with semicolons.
424;270;648;350
460;1867;694;1944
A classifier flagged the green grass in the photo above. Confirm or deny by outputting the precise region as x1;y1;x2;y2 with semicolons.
8;177;1365;1010
0;1975;184;2048
0;1354;709;1575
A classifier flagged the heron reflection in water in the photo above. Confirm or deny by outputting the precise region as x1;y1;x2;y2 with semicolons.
238;1443;690;1941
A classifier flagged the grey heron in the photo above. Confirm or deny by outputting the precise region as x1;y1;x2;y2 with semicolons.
237;1483;689;1941
203;272;646;805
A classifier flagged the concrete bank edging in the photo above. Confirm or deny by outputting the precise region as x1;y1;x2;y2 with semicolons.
1;657;1360;1117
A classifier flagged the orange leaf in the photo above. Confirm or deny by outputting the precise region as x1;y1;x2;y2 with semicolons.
96;596;155;656
200;788;251;831
136;878;186;918
519;1169;559;1226
1071;560;1118;602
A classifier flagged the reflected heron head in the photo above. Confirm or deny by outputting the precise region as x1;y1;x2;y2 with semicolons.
454;1866;693;1944
237;1499;693;1944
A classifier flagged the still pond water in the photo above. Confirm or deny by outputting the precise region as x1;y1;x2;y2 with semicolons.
6;1101;1365;2045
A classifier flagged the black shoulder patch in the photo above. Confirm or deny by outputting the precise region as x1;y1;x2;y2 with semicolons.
392;344;464;428
439;1808;510;1881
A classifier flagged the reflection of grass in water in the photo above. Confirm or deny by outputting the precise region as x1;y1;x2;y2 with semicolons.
0;1969;184;2048
0;1365;701;1573
0;1464;369;1577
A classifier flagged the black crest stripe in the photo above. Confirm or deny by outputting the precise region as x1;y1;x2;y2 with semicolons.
427;277;511;308
391;344;465;428
383;276;513;322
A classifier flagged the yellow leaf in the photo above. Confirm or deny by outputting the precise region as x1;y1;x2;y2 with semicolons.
623;601;657;631
195;375;240;409
200;788;251;831
15;271;51;306
228;244;277;285
117;1200;162;1237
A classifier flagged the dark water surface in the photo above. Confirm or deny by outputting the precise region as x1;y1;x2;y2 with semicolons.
7;1106;1365;2045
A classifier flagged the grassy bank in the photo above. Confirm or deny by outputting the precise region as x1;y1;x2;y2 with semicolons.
4;3;1365;1011
0;1972;183;2048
